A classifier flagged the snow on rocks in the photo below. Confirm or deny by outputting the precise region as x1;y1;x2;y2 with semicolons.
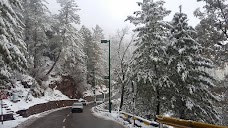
0;77;70;128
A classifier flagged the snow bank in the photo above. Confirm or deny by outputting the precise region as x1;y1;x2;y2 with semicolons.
91;99;159;128
83;84;109;97
0;78;69;128
1;107;70;128
1;81;69;114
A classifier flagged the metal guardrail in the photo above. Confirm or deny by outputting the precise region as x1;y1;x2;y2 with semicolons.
119;113;228;128
156;115;228;128
93;104;158;127
93;103;227;128
120;111;159;127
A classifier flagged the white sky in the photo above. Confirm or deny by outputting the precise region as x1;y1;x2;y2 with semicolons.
46;0;204;37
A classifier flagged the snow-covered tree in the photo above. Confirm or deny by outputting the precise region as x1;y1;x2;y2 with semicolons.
195;0;228;38
45;0;83;75
195;20;227;67
22;0;50;74
0;0;27;88
214;74;228;126
92;25;105;85
44;0;86;89
108;27;135;111
80;25;94;86
80;25;104;86
92;25;104;43
167;10;219;124
125;0;171;117
194;0;228;66
57;0;80;25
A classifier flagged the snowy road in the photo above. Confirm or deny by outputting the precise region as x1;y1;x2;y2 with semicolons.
22;103;123;128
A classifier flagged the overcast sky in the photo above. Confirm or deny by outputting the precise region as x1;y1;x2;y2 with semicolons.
46;0;204;37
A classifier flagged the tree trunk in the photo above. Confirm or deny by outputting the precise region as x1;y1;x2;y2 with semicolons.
44;49;61;77
179;100;186;119
119;74;125;111
156;88;160;115
154;63;161;115
44;28;66;78
33;50;38;69
119;83;125;111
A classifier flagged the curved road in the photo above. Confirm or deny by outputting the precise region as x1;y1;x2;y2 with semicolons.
24;103;123;128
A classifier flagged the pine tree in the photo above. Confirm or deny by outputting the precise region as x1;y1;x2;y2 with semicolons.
80;26;94;85
195;20;226;66
125;0;171;117
214;74;228;125
22;0;50;74
54;0;86;85
196;0;228;38
167;9;219;124
80;25;104;86
44;0;85;78
195;0;228;66
92;25;105;85
0;0;27;88
92;25;104;43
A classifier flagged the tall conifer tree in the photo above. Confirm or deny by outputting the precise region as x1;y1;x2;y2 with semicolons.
125;0;171;117
0;0;27;88
167;8;219;123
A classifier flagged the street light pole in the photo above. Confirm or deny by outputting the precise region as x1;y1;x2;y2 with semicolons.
108;40;111;113
101;39;111;113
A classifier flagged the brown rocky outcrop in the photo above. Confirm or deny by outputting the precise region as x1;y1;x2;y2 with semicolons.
55;75;83;99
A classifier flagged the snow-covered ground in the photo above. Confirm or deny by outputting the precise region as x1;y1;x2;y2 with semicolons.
92;107;158;128
0;82;69;115
91;100;158;128
0;77;112;128
1;106;70;128
0;75;70;128
83;84;109;96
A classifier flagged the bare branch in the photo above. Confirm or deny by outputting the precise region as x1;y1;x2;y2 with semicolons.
217;0;228;38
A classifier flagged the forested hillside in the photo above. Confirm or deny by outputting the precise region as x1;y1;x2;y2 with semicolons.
0;0;108;99
121;0;228;125
0;0;227;126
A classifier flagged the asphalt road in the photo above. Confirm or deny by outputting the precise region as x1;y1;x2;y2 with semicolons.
25;103;124;128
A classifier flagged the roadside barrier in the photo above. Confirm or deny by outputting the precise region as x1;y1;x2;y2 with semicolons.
16;100;78;117
120;111;159;127
93;103;159;127
93;103;227;128
156;115;228;128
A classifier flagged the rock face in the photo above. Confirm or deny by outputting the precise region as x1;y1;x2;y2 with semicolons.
56;75;83;99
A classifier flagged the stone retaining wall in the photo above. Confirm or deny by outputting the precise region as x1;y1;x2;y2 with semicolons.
16;95;96;118
1;114;14;121
16;100;78;117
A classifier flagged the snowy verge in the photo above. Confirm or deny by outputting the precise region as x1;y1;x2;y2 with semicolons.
1;76;69;115
91;107;131;128
1;89;69;114
91;104;159;128
0;78;71;128
1;106;70;128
